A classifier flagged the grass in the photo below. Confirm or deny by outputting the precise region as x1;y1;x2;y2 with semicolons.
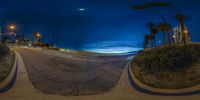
0;44;15;83
132;44;200;89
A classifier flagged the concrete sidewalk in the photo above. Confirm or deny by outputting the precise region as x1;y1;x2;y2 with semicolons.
0;50;200;100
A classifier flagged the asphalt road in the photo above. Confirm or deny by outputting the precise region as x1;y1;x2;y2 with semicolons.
14;48;130;96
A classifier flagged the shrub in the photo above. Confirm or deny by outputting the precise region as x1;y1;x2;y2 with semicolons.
0;44;10;58
132;44;200;89
134;44;200;73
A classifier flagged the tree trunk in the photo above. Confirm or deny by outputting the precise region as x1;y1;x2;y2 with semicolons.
180;20;186;45
167;30;172;46
151;39;153;48
163;32;166;46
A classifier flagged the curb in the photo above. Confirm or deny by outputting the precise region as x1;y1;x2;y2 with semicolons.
128;61;200;96
0;52;18;94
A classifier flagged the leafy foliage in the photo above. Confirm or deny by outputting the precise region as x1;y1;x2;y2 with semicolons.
0;44;9;58
133;44;200;89
131;2;171;10
145;2;171;7
134;44;200;73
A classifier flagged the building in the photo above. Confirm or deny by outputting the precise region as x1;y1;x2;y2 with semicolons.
173;25;190;44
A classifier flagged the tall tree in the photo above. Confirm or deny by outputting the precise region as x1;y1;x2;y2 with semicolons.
147;22;158;47
166;24;172;45
174;13;189;45
158;23;168;46
131;2;171;23
143;34;150;49
151;27;158;47
132;2;173;47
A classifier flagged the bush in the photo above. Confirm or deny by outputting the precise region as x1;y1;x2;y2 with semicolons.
132;44;200;89
0;44;10;58
134;44;200;73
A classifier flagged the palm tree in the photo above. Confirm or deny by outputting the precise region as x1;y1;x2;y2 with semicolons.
174;13;189;45
156;23;173;46
132;2;172;46
147;22;158;47
151;27;158;47
143;34;150;49
158;23;168;46
147;22;154;47
166;24;173;45
131;2;171;23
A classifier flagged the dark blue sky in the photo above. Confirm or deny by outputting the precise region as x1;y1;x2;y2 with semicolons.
0;0;199;52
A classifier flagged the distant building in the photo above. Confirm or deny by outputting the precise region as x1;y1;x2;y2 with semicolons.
173;25;190;44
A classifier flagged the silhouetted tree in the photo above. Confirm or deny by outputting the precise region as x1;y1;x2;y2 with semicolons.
147;22;158;47
143;34;150;49
158;23;168;46
166;24;172;45
131;2;171;23
174;13;189;45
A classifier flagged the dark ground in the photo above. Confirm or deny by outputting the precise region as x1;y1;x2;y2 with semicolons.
15;48;130;96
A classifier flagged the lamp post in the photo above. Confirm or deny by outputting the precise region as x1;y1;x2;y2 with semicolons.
33;32;42;47
36;33;41;39
8;24;17;44
6;24;16;31
33;32;41;40
0;24;17;44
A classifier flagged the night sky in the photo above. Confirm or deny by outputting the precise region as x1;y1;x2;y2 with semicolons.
0;0;199;53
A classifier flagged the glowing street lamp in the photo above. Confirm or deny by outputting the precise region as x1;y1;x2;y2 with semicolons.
36;33;41;38
184;29;188;34
0;23;17;43
35;32;41;39
16;39;19;43
158;40;162;44
33;32;42;44
33;32;41;38
8;24;16;31
173;34;176;38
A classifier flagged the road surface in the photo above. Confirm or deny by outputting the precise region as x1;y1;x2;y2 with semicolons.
14;48;129;96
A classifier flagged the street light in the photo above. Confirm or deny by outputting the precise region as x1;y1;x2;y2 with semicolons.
173;34;176;38
36;33;41;38
8;24;16;31
158;40;162;44
16;39;19;43
33;32;42;38
33;32;42;44
184;29;188;34
0;24;17;43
